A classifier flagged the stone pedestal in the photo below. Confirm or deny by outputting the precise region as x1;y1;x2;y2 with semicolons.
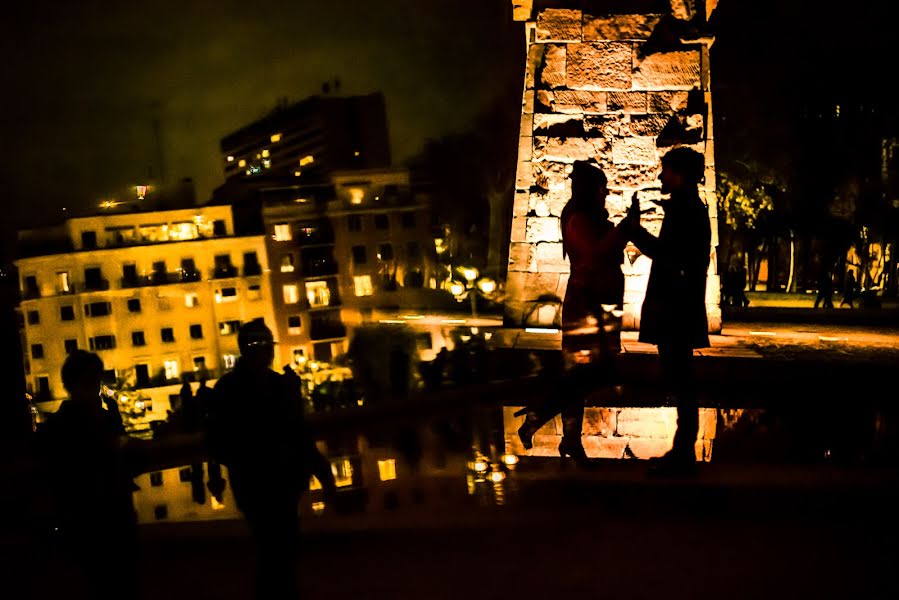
506;1;722;333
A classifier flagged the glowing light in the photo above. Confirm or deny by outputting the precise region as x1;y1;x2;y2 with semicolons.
477;278;496;295
349;187;365;205
238;159;246;167
435;238;447;255
460;267;479;282
261;149;270;158
262;159;271;168
99;200;119;209
402;315;424;320
450;282;465;296
311;501;326;514
299;155;315;167
470;327;479;335
377;459;397;481
489;468;506;484
750;331;776;337
294;198;308;203
135;185;148;200
378;319;406;324
442;319;465;324
525;328;559;334
484;332;493;340
354;275;373;296
226;155;234;162
210;497;225;510
501;454;519;467
271;133;282;143
294;171;302;177
472;459;488;473
460;335;472;342
354;150;360;156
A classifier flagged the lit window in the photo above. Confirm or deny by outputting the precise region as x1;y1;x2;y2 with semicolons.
261;149;270;158
226;155;235;162
270;133;282;143
57;271;70;293
262;159;271;169
349;188;364;205
354;150;360;157
292;348;305;364
294;171;302;177
280;254;295;273
223;354;237;370
215;287;238;303
273;223;292;241
238;159;246;168
305;281;330;307
332;459;354;487
377;459;397;481
185;293;199;308
299;155;315;167
164;360;179;381
354;275;373;297
168;222;197;241
219;320;241;335
283;284;300;304
288;315;302;335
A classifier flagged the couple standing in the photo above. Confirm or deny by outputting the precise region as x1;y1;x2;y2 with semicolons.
517;146;711;477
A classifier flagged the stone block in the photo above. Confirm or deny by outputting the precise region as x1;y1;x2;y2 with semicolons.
520;113;534;137
582;436;628;459
516;161;534;189
607;91;649;113
698;408;717;440
612;137;658;165
511;0;533;22
649;91;690;113
700;45;711;91
525;43;545;90
523;272;562;300
518;136;533;163
513;190;530;217
534;113;582;132
583;114;625;138
522;89;535;113
583;13;662;41
566;42;632;91
607;164;662;190
627;438;672;459
540;44;567;89
555;273;570;300
534;136;608;163
552;90;607;114
582;408;616;437
626;114;671;137
531;195;551;217
535;242;568;272
510;216;528;242
525;216;561;243
669;0;697;21
529;434;563;457
633;49;701;90
545;187;569;216
536;8;582;42
508;242;535;272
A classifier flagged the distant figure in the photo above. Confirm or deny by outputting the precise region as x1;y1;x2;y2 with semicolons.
180;377;201;433
516;162;629;467
626;147;711;477
39;350;139;598
207;319;336;599
195;374;215;424
729;256;749;307
814;268;834;309
840;271;858;308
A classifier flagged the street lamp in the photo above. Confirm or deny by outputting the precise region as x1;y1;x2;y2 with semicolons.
449;266;496;319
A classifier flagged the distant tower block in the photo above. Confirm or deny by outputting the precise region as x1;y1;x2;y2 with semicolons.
506;0;721;333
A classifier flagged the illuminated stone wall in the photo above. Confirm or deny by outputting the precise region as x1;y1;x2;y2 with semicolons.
506;1;721;332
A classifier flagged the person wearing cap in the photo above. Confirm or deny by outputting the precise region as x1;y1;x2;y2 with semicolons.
625;147;712;477
207;318;336;599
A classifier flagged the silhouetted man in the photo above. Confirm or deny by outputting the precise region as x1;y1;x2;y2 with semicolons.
207;318;336;599
626;147;711;477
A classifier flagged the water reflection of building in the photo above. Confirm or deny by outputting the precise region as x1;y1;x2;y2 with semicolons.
15;205;274;420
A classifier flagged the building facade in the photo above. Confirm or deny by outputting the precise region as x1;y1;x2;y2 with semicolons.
15;206;274;419
262;168;438;365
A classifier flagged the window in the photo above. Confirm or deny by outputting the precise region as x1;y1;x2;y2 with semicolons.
89;335;116;351
154;504;169;521
185;293;199;308
223;354;238;370
193;356;207;372
280;254;295;273
374;214;389;230
122;264;138;286
180;258;199;281
150;472;164;487
190;324;203;340
57;271;71;293
161;328;175;343
247;284;261;300
60;305;75;321
135;364;150;387
36;376;50;398
214;254;235;277
378;459;397;481
354;275;374;297
283;284;300;304
351;245;367;265
127;298;141;313
305;281;331;307
220;320;241;335
378;243;394;261
215;287;238;303
213;220;226;236
243;252;261;276
332;458;354;487
164;360;179;381
273;223;292;241
84;267;104;290
401;212;416;229
288;316;302;335
64;339;78;354
24;275;39;297
292;348;305;364
85;302;111;317
31;344;44;360
407;241;421;260
27;310;40;325
81;231;97;249
132;331;146;347
348;215;363;232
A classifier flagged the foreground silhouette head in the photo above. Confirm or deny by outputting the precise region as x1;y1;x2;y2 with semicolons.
660;147;705;195
238;318;275;369
61;350;104;405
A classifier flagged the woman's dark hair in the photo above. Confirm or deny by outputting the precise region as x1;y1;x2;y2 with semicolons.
61;350;104;392
561;161;609;258
661;147;705;185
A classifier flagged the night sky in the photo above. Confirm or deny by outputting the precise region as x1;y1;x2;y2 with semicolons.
2;1;898;255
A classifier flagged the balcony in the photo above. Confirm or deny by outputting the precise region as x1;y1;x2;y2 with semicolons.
121;271;202;289
243;263;262;277
211;266;238;279
83;279;110;292
302;258;339;278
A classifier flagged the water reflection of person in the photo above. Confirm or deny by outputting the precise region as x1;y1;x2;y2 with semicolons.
39;350;140;598
517;162;629;467
207;319;336;599
626;147;711;477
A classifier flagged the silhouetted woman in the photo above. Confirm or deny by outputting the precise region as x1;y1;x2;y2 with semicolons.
516;162;629;466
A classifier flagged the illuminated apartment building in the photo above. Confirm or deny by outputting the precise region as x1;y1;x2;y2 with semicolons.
15;205;274;419
263;168;438;364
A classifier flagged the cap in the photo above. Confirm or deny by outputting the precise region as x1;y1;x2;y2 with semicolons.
238;318;275;350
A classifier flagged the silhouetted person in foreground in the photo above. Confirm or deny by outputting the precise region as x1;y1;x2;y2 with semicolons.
517;162;629;467
840;271;858;308
39;350;139;598
626;147;711;477
814;268;834;309
207;319;336;599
